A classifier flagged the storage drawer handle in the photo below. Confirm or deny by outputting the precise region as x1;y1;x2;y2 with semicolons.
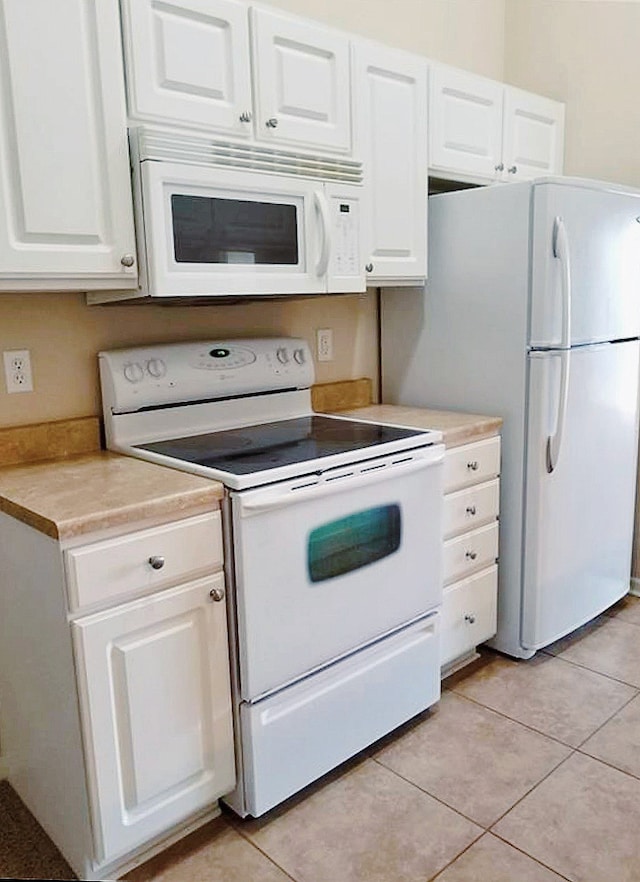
148;555;165;570
464;613;476;624
465;550;477;561
466;460;479;471
466;505;477;516
209;587;225;602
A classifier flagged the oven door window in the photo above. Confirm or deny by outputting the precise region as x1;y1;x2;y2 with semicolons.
171;194;299;266
307;504;402;583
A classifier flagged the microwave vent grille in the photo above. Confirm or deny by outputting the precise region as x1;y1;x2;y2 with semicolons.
134;128;363;184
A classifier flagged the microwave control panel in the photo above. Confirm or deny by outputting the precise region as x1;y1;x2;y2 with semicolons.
330;197;360;278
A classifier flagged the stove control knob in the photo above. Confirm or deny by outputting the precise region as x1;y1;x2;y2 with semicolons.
276;347;289;364
123;361;144;383
147;358;167;378
293;348;306;365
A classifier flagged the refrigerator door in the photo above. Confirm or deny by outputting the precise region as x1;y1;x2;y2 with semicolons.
522;340;640;650
530;180;640;348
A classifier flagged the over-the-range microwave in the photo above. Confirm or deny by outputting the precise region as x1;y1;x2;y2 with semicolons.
89;127;365;304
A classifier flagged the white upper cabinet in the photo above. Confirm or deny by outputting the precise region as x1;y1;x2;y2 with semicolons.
429;63;565;184
354;41;428;283
429;65;504;181
251;7;351;153
0;0;137;290
502;87;565;181
120;0;254;138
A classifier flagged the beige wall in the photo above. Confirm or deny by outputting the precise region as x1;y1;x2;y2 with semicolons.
0;0;507;431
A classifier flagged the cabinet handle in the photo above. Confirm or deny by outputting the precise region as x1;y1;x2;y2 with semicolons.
265;117;279;128
365;263;374;273
464;613;476;624
148;555;165;570
466;461;479;471
494;163;504;172
466;505;477;516
120;253;135;268
508;165;518;174
209;586;226;602
465;550;477;561
239;111;252;123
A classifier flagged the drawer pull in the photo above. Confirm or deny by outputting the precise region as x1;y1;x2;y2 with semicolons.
465;550;477;561
464;613;476;624
466;505;477;516
209;586;226;602
148;555;165;570
467;461;479;471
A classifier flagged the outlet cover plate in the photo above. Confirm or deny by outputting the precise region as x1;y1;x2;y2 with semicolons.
3;349;33;393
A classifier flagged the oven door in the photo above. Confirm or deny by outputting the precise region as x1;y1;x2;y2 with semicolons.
230;446;444;700
140;161;332;297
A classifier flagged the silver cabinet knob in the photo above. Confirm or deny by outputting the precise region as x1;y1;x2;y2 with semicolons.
209;586;225;602
466;460;479;471
365;263;374;273
494;162;504;172
508;165;518;174
464;613;476;624
265;117;278;128
239;111;252;123
148;555;165;570
120;253;135;267
465;550;477;561
466;505;477;516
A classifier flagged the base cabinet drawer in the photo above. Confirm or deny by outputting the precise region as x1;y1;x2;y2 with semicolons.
443;521;498;585
444;436;500;492
444;478;499;539
441;566;498;668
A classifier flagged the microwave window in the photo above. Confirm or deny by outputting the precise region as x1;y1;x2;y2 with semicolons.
171;195;299;265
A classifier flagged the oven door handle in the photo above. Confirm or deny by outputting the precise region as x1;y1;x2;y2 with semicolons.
235;449;444;517
314;189;332;278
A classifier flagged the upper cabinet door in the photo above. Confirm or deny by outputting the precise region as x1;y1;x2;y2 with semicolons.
502;87;565;181
251;7;352;153
354;41;428;283
121;0;253;138
0;0;137;289
429;65;504;180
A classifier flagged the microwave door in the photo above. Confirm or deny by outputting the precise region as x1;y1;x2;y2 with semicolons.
140;161;326;297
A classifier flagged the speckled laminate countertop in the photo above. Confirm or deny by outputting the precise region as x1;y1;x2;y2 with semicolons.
331;405;502;448
0;452;224;541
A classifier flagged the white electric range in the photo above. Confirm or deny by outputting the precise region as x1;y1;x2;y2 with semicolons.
100;337;444;817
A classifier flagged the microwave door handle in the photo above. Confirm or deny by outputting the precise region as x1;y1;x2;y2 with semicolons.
314;190;332;277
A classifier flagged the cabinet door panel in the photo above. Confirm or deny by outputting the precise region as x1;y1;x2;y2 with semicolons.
251;8;351;153
0;0;136;286
355;42;427;282
502;87;565;180
429;65;503;180
73;575;235;864
121;0;253;137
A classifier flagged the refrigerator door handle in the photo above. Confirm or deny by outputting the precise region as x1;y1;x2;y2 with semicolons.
552;216;572;350
546;349;571;473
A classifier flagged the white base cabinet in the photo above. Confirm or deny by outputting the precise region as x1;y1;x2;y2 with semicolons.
441;436;501;672
0;0;137;290
0;509;234;881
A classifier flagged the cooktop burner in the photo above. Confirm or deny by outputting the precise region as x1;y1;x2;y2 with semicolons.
136;415;426;476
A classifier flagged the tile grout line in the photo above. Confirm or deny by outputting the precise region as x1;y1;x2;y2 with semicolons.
223;819;300;882
488;831;574;882
542;646;640;690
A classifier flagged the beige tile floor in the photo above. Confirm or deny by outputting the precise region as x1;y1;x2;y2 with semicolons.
3;594;640;882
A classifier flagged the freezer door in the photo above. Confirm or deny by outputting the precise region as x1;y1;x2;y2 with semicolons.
522;341;640;649
530;181;640;347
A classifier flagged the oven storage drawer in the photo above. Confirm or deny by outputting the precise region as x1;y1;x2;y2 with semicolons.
65;512;223;611
444;437;500;492
443;521;499;586
239;614;440;817
443;478;499;539
441;566;498;668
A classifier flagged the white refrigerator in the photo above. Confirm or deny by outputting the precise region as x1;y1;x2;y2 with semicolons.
382;177;640;658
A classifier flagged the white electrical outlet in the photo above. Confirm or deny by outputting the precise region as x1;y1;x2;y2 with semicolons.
317;328;334;362
3;349;33;394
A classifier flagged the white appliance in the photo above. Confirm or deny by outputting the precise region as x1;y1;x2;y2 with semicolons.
89;128;365;304
100;338;444;816
382;177;640;659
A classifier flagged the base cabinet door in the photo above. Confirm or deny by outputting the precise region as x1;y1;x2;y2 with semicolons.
354;41;428;284
0;0;137;289
73;575;235;865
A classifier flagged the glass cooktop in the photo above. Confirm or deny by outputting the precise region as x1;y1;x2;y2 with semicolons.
136;415;427;476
